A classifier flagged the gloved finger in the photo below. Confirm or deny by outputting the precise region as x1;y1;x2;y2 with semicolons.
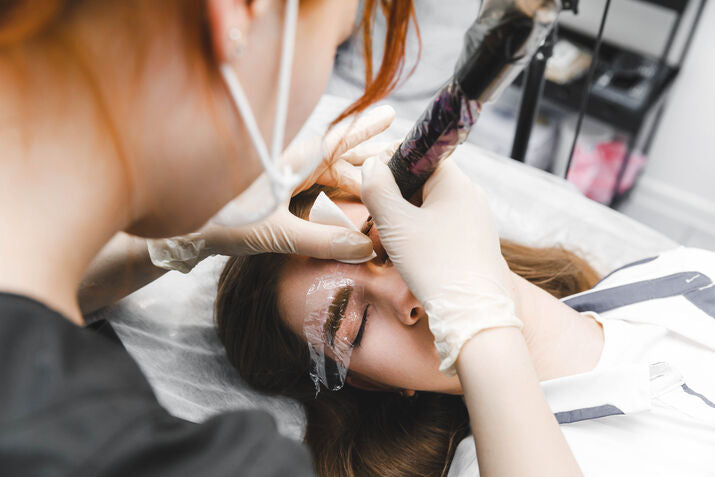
421;159;477;210
381;140;403;163
361;156;415;226
377;141;401;164
317;141;400;199
323;105;396;162
316;159;362;197
280;213;374;260
340;140;401;166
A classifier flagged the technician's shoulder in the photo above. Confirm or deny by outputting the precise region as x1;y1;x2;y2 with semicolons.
0;293;313;477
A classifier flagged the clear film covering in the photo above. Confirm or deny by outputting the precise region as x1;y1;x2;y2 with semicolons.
455;0;560;104
304;272;364;394
388;79;481;199
387;0;560;199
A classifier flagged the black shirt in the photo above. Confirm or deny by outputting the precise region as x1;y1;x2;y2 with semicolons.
0;293;313;476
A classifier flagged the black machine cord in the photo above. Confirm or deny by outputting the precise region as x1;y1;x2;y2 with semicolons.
563;0;612;179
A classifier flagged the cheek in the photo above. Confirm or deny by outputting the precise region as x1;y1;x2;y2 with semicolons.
285;7;344;140
350;318;446;391
286;47;335;139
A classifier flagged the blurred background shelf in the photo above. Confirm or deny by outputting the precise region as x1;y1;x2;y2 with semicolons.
508;0;708;208
539;26;679;137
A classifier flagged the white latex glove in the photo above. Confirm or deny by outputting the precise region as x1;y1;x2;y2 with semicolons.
148;105;396;270
360;157;522;375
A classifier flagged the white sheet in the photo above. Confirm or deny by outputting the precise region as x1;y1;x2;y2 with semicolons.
91;95;677;441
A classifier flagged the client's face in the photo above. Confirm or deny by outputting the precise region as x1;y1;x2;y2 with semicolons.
278;200;462;394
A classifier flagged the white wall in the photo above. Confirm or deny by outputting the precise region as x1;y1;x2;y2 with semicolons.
642;0;715;201
622;0;715;247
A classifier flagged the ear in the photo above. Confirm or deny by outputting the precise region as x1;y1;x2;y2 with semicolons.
206;0;252;63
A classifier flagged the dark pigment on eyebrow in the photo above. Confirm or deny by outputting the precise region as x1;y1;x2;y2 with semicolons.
323;286;353;347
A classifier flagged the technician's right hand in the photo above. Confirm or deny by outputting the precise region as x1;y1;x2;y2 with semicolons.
360;158;522;375
202;105;397;261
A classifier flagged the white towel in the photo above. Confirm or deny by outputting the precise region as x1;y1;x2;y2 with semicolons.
308;191;376;264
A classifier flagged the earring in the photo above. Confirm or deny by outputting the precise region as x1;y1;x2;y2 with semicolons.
228;27;245;58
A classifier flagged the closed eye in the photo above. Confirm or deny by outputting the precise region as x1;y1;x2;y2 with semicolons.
352;305;369;348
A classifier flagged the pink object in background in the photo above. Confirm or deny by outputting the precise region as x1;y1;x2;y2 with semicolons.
566;140;647;204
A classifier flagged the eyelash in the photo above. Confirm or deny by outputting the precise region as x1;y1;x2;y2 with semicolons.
350;217;391;350
352;304;369;348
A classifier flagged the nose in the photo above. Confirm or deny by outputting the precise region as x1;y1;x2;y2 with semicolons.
404;298;426;326
366;263;425;326
398;287;425;326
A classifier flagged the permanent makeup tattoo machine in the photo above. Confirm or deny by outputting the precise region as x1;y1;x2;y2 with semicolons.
387;0;562;199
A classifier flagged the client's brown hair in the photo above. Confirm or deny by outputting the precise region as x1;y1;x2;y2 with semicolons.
215;186;600;477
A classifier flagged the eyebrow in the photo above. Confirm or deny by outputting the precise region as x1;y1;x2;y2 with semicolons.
323;285;353;348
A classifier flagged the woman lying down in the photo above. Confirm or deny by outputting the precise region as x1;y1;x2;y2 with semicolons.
215;171;715;476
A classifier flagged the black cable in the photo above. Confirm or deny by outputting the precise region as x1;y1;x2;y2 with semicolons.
563;0;612;179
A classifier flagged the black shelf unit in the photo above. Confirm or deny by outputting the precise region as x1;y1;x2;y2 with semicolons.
511;0;708;207
539;26;679;137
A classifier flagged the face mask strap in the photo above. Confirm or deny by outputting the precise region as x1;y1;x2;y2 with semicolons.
271;0;298;166
219;0;300;203
219;64;274;174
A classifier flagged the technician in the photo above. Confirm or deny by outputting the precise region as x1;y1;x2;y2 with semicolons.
0;0;404;474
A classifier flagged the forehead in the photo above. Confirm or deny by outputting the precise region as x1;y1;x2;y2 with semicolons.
279;254;363;338
277;199;369;336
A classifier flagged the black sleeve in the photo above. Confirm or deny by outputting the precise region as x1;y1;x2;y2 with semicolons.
0;293;313;477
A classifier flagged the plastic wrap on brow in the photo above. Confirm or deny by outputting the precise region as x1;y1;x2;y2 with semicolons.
304;275;364;394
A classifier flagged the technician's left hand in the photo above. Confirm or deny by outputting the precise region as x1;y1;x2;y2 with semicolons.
202;105;396;260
